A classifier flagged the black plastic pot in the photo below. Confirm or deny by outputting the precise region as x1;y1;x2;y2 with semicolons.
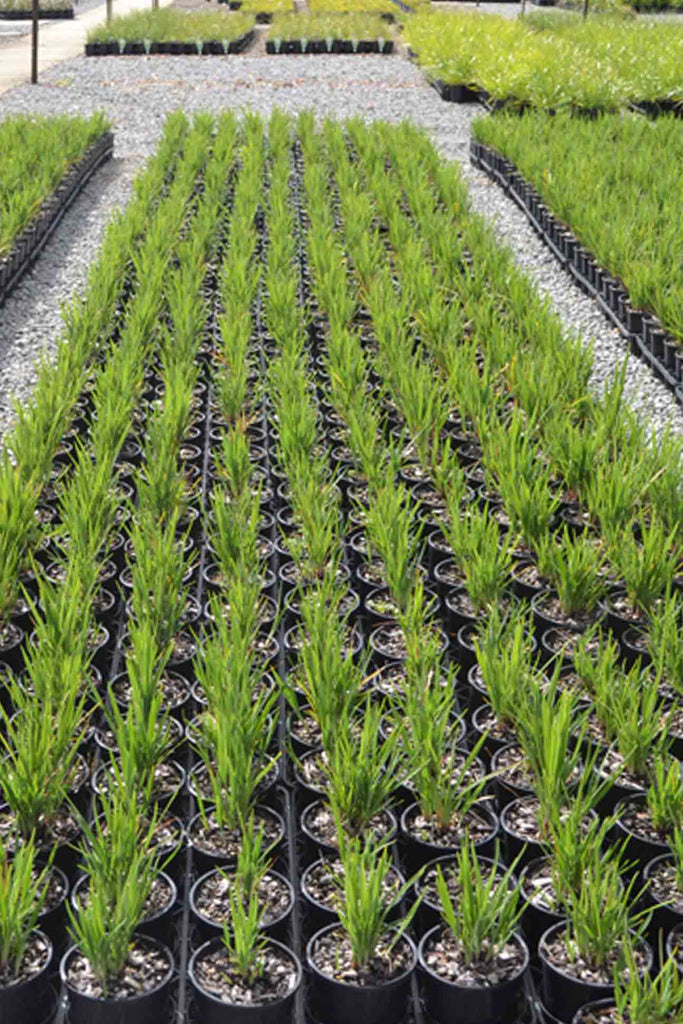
570;1000;616;1024
300;800;397;865
307;923;416;1024
641;854;683;949
470;703;515;767
60;936;174;1024
189;805;286;874
413;853;512;936
539;922;652;1024
399;800;499;875
418;925;529;1024
519;857;564;963
500;796;548;869
36;863;69;955
0;930;53;1020
612;794;670;872
189;936;301;1024
491;743;535;810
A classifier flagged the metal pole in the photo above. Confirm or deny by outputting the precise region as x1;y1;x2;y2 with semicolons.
31;0;38;83
106;0;112;22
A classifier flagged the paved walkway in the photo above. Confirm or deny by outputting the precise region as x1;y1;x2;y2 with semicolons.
0;0;172;91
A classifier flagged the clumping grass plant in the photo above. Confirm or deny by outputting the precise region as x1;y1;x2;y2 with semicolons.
332;831;420;973
435;837;525;965
0;839;51;984
610;950;683;1024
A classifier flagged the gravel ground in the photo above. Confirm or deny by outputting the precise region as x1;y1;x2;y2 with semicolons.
0;48;681;439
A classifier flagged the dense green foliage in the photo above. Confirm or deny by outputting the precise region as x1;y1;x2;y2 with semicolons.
0;113;109;258
270;11;393;42
404;11;683;108
473;110;683;339
88;9;255;44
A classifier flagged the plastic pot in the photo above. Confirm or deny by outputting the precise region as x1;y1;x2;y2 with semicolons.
519;857;564;962
642;854;683;950
70;871;177;946
500;796;548;870
61;936;174;1024
571;1000;615;1024
189;805;286;874
414;854;512;936
189;936;301;1024
36;863;69;955
399;800;499;876
539;922;652;1024
0;930;53;1021
307;923;416;1024
418;925;529;1024
612;794;670;872
300;799;398;865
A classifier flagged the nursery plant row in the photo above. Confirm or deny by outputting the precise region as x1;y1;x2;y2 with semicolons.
2;110;683;1024
85;11;256;53
85;9;396;53
404;12;683;112
470;111;683;396
0;114;112;306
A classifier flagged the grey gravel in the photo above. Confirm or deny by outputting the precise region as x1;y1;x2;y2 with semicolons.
0;153;135;438
0;49;681;440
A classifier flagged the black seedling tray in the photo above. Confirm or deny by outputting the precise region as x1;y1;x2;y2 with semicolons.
84;31;254;55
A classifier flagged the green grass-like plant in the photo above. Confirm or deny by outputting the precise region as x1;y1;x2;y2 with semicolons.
435;837;525;964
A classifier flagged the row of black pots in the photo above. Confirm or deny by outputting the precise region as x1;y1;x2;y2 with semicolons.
264;38;394;55
84;33;254;57
470;139;683;400
15;914;676;1024
0;132;113;308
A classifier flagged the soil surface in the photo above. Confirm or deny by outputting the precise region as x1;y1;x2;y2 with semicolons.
66;938;171;1000
0;931;50;987
422;928;525;987
194;869;291;928
311;928;413;986
193;941;298;1005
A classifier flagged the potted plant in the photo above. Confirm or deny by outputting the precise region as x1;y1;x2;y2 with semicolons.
190;819;294;944
539;861;652;1023
189;826;302;1024
614;756;683;871
418;837;529;1024
62;852;174;1024
571;945;683;1024
0;839;54;1021
307;832;419;1024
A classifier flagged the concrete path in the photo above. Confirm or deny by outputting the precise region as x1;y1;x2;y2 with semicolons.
0;0;172;92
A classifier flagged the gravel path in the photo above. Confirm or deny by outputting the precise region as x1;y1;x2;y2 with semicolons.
0;50;681;439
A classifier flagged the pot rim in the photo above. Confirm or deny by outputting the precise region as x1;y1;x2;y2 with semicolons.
189;934;302;1009
538;920;652;986
70;870;177;926
188;804;285;857
417;923;529;988
400;798;498;848
306;921;417;988
190;866;294;931
0;928;53;992
301;799;398;849
570;998;617;1024
60;934;174;1004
